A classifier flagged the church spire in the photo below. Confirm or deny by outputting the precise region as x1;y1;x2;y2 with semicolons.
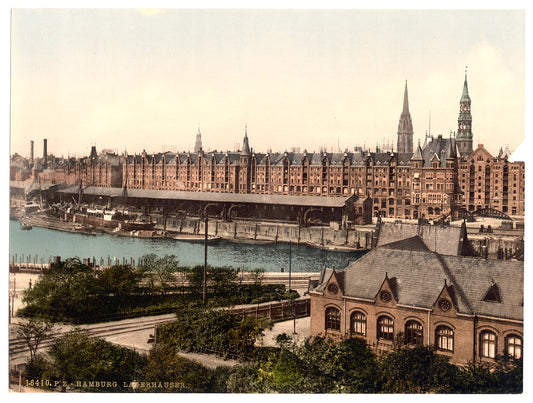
402;80;410;115
397;80;414;154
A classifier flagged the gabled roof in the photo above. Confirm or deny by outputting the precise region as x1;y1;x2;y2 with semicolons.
470;144;493;161
341;246;472;313
421;136;456;166
441;255;523;320
411;144;423;161
316;241;523;321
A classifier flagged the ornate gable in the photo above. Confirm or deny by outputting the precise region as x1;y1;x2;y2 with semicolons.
433;280;458;316
470;144;493;161
375;273;398;307
325;270;344;297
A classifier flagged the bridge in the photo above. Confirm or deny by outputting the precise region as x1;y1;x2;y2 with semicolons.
439;207;512;222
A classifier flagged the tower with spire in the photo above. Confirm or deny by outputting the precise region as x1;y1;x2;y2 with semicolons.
397;81;414;154
239;125;252;193
456;68;473;157
194;127;203;153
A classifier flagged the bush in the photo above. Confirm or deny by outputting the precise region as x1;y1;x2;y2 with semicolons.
143;344;212;392
47;329;147;391
158;306;272;359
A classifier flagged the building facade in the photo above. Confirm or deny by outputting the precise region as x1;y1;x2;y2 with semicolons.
458;144;525;216
16;74;525;218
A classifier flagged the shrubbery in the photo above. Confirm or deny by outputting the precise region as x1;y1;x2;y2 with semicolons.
18;255;298;323
25;329;147;392
158;305;272;359
23;320;522;393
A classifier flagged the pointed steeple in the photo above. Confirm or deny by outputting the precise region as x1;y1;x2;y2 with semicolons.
402;80;410;115
241;125;251;156
397;80;414;154
194;126;203;153
461;70;471;103
411;141;423;161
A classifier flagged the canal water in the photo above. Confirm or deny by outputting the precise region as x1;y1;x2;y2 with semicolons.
9;220;366;272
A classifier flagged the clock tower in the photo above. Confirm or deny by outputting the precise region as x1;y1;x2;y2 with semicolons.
456;69;473;157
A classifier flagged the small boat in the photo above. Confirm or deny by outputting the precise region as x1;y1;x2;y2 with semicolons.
20;221;32;230
173;234;222;244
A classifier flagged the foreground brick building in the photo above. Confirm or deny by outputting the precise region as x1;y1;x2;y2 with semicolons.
309;236;523;365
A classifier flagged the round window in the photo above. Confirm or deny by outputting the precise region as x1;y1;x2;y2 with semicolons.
439;298;452;312
328;284;338;294
380;290;392;302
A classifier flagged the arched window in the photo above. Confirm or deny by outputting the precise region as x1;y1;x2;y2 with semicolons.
325;307;341;332
350;311;366;336
480;330;497;358
505;334;522;359
435;325;454;352
405;320;424;345
377;316;394;341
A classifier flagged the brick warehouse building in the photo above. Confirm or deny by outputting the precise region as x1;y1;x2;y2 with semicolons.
17;74;525;219
309;235;523;365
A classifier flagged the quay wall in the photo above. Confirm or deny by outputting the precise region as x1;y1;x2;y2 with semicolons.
156;217;375;249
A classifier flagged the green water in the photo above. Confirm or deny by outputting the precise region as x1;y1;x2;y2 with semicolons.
9;220;365;272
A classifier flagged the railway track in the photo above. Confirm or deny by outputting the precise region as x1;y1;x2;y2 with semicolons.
9;313;176;361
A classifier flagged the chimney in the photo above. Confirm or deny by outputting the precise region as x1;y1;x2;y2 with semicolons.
43;138;48;169
30;140;34;166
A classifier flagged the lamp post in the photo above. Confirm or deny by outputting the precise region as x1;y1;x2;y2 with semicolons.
202;203;218;304
289;241;296;335
203;211;208;304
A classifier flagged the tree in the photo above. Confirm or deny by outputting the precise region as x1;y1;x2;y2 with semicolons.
97;265;139;297
143;344;211;392
297;336;378;393
249;268;265;285
21;259;100;321
378;346;460;393
48;329;146;390
158;306;272;358
137;254;180;294
14;318;55;361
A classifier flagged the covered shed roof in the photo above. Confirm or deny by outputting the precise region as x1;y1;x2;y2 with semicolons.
57;185;355;208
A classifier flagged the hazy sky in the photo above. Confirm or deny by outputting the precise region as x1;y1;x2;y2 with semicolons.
10;8;525;158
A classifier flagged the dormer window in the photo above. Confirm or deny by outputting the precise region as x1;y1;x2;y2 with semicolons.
483;283;501;303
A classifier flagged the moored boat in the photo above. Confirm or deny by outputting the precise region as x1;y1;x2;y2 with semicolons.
20;221;32;230
173;234;222;244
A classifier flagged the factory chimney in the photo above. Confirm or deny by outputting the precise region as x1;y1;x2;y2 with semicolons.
43;138;48;169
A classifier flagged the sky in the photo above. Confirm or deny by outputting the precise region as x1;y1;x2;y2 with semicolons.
9;7;526;159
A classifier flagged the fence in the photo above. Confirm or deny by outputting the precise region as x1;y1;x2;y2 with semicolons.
230;297;311;322
9;254;149;273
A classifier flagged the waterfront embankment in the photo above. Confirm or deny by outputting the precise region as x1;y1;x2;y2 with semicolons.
18;211;377;252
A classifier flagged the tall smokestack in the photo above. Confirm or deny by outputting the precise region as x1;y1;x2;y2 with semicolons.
30;140;34;166
43;138;48;169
